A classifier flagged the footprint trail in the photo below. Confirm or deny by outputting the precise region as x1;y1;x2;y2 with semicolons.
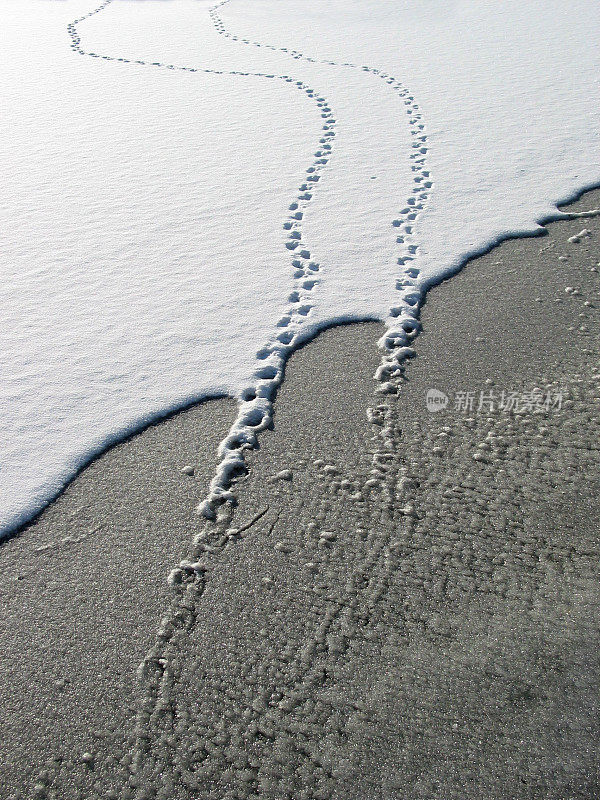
210;0;433;393
68;0;338;521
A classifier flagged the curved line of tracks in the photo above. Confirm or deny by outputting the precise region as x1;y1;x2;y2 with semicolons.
69;0;433;524
210;0;433;391
68;0;339;520
53;3;436;797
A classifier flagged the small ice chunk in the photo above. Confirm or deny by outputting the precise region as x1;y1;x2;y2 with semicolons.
567;228;591;244
272;468;292;481
319;531;337;541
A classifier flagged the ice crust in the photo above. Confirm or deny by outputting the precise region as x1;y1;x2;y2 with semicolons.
0;0;598;536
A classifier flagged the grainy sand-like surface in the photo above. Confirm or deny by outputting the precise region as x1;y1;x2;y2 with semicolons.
1;189;599;799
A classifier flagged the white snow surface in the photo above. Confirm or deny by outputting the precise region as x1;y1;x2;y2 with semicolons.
0;0;599;536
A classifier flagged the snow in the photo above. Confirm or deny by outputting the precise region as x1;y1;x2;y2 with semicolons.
1;0;599;536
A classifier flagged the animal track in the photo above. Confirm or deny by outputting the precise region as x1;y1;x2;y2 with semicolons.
209;0;433;392
68;0;338;522
70;0;434;533
59;11;434;791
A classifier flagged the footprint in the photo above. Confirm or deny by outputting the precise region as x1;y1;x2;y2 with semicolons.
256;365;278;380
